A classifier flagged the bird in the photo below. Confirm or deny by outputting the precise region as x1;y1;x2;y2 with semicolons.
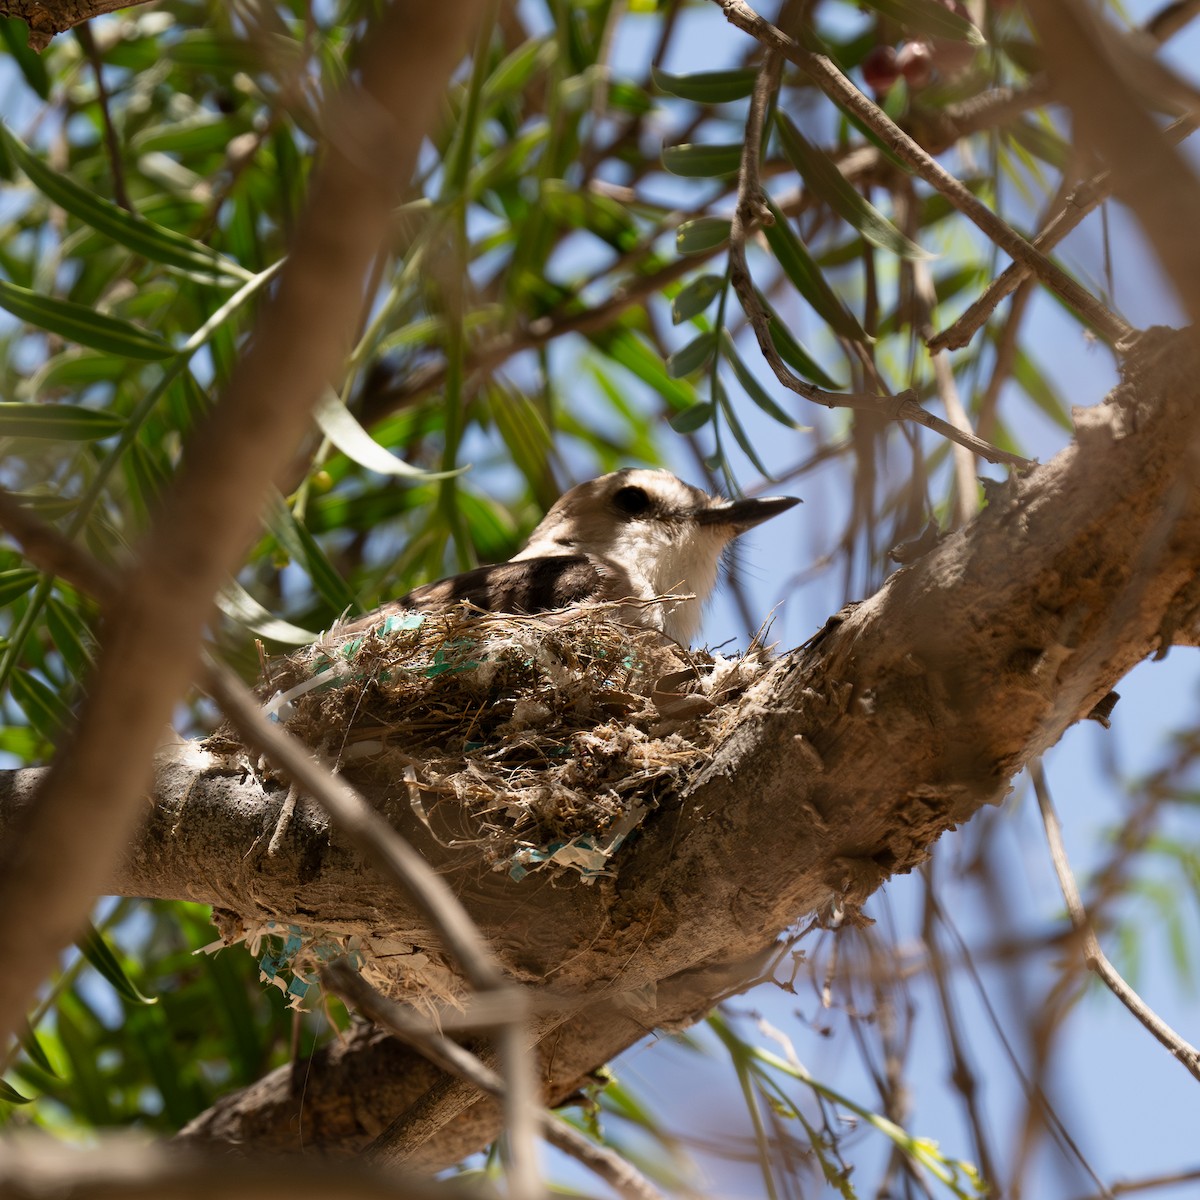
344;468;800;646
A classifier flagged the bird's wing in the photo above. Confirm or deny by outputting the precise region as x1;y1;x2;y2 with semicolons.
338;555;607;635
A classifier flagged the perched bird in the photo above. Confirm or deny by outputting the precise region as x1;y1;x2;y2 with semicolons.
347;468;799;645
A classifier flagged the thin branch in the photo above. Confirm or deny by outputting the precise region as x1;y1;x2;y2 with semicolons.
1031;759;1200;1084
75;23;130;211
0;489;117;600
725;50;1031;469
712;0;1135;350
323;960;667;1200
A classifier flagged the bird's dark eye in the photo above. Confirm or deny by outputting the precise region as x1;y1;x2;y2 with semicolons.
612;485;652;516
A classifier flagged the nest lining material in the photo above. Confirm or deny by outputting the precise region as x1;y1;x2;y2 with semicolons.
259;602;772;882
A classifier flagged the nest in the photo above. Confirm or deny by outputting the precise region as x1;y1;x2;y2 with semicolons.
256;603;773;882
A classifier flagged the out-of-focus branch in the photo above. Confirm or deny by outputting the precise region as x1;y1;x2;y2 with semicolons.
1032;760;1200;1084
0;1137;478;1200
1028;0;1200;332
0;0;486;1048
323;961;667;1200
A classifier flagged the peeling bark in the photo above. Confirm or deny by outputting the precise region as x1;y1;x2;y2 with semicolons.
1;328;1198;1166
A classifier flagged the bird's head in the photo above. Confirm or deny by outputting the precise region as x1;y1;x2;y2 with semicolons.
514;468;799;641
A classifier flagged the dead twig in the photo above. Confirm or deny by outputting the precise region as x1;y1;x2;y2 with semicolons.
1031;760;1200;1084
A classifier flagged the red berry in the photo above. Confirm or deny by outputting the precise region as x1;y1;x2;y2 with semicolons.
896;41;934;88
861;45;899;94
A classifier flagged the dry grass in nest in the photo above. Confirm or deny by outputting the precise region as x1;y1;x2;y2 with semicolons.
257;602;773;882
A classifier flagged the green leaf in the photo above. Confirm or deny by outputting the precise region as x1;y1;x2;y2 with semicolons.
714;379;771;477
721;331;808;428
668;401;714;434
672;274;725;324
775;114;930;260
667;331;717;378
761;201;868;343
46;596;94;677
676;218;731;255
19;1023;57;1077
0;18;49;99
596;327;697;412
0;279;172;360
0;569;39;607
1008;118;1069;170
0;402;124;441
217;581;316;645
1012;348;1072;432
651;66;759;104
0;124;251;283
860;0;984;43
0;1079;32;1105
751;297;844;391
264;494;360;615
540;180;639;249
314;391;463;480
76;923;157;1006
11;669;72;741
662;143;742;178
483;36;557;105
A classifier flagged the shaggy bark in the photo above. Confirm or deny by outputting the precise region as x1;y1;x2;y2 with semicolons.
1;328;1198;1166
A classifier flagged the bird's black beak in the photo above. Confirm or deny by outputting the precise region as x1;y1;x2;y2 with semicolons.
694;494;801;532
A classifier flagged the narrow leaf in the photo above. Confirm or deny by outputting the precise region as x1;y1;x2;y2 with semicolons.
750;298;844;391
672;274;725;324
0;124;250;282
761;201;868;343
667;331;717;378
0;402;124;441
0;568;39;606
714;379;772;477
11;669;72;741
721;331;808;428
217;581;316;645
0;1080;32;1105
264;494;359;615
0;279;172;360
652;66;758;104
668;401;714;434
1012;348;1072;432
75;923;157;1006
676;218;731;255
775;114;930;260
313;391;463;479
662;143;743;178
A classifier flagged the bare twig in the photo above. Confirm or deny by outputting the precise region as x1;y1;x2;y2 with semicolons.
1031;760;1200;1084
75;23;130;211
725;50;1031;468
323;960;667;1200
712;0;1134;350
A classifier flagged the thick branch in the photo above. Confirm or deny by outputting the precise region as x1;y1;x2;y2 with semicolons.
1;328;1195;1163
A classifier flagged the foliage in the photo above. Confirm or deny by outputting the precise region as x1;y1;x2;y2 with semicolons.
0;0;1197;1196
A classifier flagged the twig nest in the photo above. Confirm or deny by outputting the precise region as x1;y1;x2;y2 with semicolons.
258;602;774;882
